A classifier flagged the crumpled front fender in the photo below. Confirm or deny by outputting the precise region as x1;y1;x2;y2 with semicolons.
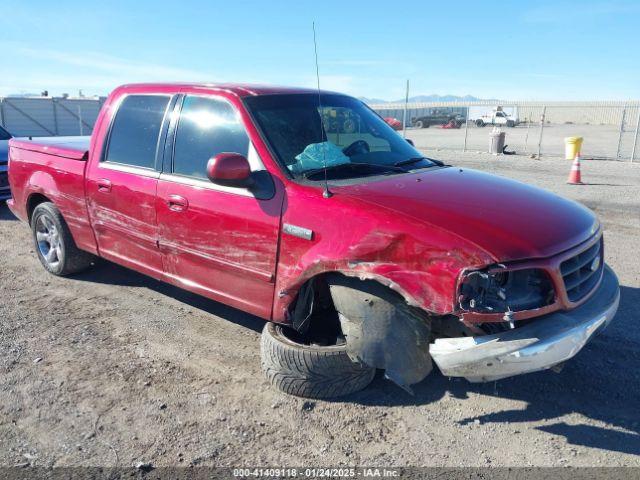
272;189;494;323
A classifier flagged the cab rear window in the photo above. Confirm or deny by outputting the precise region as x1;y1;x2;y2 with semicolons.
103;95;170;169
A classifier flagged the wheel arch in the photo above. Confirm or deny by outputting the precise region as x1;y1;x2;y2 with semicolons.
300;271;434;390
283;269;430;330
26;192;54;223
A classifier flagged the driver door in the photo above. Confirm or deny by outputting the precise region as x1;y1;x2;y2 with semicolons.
156;94;283;319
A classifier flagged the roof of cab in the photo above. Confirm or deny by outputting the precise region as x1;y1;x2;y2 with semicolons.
117;82;344;97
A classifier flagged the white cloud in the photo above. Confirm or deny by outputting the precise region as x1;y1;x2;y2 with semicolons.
301;75;358;94
321;59;405;68
0;45;216;96
17;47;213;81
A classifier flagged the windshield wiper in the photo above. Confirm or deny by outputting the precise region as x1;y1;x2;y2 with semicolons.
394;157;444;168
302;162;405;179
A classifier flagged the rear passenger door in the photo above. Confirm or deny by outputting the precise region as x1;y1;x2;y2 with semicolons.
86;94;174;279
156;94;282;319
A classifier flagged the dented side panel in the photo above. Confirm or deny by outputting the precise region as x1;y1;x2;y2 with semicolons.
272;184;495;322
7;144;98;255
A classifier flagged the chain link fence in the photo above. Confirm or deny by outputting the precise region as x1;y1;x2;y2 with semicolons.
371;101;640;162
1;96;638;162
0;96;106;137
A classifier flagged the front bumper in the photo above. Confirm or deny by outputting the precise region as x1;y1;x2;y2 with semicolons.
430;264;620;382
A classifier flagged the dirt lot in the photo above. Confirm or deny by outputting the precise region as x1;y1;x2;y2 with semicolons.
1;153;639;468
406;123;638;161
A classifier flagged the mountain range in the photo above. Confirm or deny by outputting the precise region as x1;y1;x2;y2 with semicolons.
360;94;486;104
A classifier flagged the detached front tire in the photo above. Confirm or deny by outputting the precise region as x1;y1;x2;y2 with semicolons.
261;322;376;399
31;202;95;276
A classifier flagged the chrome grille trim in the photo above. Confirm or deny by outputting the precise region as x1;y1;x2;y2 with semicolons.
561;237;603;302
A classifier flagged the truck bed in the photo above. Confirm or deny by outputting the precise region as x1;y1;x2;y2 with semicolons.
7;135;97;255
9;136;90;161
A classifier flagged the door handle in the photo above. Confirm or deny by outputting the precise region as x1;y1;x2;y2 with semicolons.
167;194;189;212
97;179;112;193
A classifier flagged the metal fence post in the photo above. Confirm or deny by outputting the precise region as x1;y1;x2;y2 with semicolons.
0;98;4;127
537;106;546;159
616;106;627;160
631;107;640;163
52;99;59;135
78;105;84;136
463;106;469;152
402;79;409;139
524;115;531;153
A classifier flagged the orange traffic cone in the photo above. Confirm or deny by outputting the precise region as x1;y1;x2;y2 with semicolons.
567;152;583;185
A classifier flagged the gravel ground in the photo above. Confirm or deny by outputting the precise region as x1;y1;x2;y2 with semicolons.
406;123;638;160
1;153;639;468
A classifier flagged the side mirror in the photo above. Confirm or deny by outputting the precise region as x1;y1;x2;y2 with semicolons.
406;138;415;146
206;152;253;188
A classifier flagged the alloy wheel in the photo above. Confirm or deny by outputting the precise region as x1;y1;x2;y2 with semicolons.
35;214;62;268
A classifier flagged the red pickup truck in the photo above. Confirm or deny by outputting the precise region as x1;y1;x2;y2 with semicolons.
7;83;620;398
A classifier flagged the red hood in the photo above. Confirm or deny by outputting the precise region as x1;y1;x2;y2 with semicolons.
335;167;598;262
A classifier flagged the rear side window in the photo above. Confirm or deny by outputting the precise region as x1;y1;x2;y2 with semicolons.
104;95;170;169
172;96;249;179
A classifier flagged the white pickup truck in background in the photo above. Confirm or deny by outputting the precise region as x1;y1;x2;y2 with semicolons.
469;106;520;127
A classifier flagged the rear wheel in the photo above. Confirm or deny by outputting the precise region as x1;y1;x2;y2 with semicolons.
31;202;95;276
476;119;485;127
414;120;424;129
260;322;376;399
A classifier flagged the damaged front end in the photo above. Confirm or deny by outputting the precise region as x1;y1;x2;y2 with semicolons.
457;266;556;327
326;275;433;391
430;265;619;382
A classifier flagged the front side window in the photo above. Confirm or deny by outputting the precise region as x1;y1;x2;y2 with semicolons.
244;94;438;180
104;95;170;169
172;96;250;179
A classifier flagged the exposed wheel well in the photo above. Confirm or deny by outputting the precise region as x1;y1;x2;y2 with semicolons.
289;273;475;342
287;274;343;345
288;272;413;344
27;193;53;223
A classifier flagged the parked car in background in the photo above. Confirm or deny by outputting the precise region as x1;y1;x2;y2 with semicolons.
8;83;619;399
383;117;402;131
469;106;520;127
0;125;12;201
411;109;462;128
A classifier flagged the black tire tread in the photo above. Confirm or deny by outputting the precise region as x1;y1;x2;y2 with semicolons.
260;323;375;399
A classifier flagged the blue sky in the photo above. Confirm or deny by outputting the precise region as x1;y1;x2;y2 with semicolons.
3;0;640;100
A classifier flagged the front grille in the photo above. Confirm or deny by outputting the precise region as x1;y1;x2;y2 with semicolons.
560;238;603;302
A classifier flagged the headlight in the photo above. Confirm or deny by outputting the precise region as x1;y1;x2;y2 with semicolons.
458;267;555;314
